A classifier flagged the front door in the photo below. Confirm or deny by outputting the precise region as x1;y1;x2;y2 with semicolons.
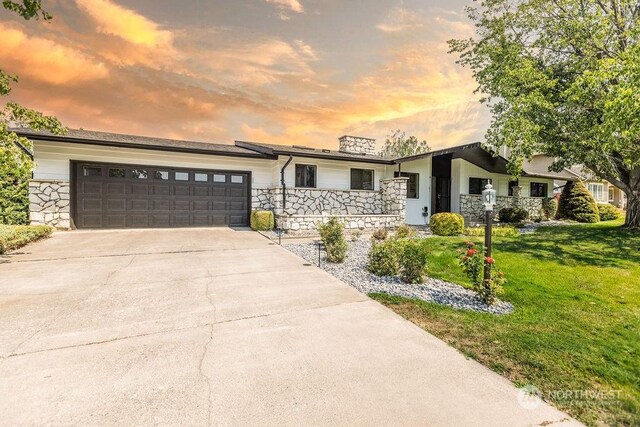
434;177;451;213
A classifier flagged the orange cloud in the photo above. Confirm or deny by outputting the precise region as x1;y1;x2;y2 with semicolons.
377;7;424;33
75;0;173;49
263;0;304;13
0;23;109;85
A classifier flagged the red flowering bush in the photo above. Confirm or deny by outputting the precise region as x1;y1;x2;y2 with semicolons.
458;242;505;305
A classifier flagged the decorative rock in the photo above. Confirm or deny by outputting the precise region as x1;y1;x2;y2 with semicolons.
29;180;71;228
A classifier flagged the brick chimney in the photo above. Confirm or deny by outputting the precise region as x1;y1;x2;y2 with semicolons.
338;135;376;155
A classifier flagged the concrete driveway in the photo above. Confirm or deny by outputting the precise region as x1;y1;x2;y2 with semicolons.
0;229;578;426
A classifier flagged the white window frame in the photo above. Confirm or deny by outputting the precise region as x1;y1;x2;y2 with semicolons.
588;183;605;202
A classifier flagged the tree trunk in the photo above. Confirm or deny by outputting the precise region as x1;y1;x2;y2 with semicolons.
624;190;640;227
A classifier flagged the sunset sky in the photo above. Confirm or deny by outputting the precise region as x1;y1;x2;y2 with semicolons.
1;0;491;150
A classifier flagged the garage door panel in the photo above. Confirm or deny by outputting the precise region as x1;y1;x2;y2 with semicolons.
75;163;249;229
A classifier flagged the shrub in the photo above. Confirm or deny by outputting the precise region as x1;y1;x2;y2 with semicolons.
0;225;53;254
463;226;520;238
372;228;388;241
542;197;558;219
350;230;362;241
498;207;529;223
430;213;464;236
397;239;429;284
597;203;620;221
557;181;599;223
367;240;399;276
250;210;274;231
394;224;415;239
458;241;505;305
318;217;347;263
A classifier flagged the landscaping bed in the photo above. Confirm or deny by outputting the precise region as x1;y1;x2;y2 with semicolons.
0;224;53;254
285;239;513;315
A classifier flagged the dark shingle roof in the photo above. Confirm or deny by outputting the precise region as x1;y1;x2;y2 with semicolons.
15;128;275;159
234;141;395;164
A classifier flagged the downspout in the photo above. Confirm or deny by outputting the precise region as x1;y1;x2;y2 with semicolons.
280;155;293;213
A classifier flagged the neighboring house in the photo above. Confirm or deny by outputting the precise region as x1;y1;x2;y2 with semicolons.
18;129;573;231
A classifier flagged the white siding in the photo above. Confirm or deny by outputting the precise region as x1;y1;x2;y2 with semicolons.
390;158;432;225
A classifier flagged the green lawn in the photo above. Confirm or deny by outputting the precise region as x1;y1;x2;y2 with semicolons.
371;219;639;426
0;224;53;254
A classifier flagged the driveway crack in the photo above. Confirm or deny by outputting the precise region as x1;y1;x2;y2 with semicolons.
199;269;217;426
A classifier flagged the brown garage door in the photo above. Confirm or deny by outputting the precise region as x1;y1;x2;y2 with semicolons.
73;162;250;228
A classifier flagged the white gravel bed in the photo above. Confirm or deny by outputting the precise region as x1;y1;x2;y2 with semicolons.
285;239;513;315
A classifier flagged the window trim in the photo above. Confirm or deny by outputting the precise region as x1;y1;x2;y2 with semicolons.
587;182;605;202
530;182;548;198
350;168;375;190
394;171;419;199
469;177;492;195
294;164;317;188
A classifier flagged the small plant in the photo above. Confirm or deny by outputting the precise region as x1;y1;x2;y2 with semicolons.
542;197;558;219
430;213;464;236
394;224;415;239
367;240;399;276
350;230;362;241
458;241;505;305
250;210;274;231
372;227;388;241
597;203;620;221
397;239;429;284
498;207;529;223
318;217;347;263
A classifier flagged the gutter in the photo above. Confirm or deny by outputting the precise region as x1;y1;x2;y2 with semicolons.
280;155;293;213
13;139;34;160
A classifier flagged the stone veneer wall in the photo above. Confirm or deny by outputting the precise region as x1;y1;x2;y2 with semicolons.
29;180;71;228
276;214;403;232
459;194;544;223
380;177;408;216
338;135;377;155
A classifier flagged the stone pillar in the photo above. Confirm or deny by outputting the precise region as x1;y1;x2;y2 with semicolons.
512;186;523;207
380;177;408;216
29;180;71;228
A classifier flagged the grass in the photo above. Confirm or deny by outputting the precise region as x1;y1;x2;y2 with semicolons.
0;224;53;254
370;219;639;426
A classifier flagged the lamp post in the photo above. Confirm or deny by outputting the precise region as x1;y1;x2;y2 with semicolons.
482;183;497;284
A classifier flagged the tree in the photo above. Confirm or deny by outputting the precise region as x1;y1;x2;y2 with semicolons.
379;129;429;158
449;0;640;227
557;180;600;223
1;0;65;224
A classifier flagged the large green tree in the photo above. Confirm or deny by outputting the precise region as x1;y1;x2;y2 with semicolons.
449;0;640;227
380;129;430;158
1;0;65;224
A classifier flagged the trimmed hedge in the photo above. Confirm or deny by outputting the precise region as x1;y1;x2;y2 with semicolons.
0;225;53;254
542;197;558;219
499;207;529;223
430;213;464;236
367;240;399;276
597;203;620;221
397;239;429;284
558;181;599;223
318;217;347;263
250;210;274;231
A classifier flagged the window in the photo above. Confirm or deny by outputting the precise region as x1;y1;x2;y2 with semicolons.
530;182;548;197
295;164;316;188
394;172;419;198
194;173;208;182
350;169;374;190
609;186;615;202
587;183;605;202
469;177;491;195
213;174;226;183
83;166;101;177
154;171;169;180
131;169;147;179
175;172;189;181
108;168;125;178
231;175;244;184
508;180;519;196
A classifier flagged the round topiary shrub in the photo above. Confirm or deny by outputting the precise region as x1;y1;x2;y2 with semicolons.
429;213;464;236
498;207;529;223
542;197;558;220
597;203;620;221
250;210;274;231
557;181;599;223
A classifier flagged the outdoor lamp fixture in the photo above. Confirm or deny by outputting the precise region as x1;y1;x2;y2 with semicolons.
482;183;497;284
